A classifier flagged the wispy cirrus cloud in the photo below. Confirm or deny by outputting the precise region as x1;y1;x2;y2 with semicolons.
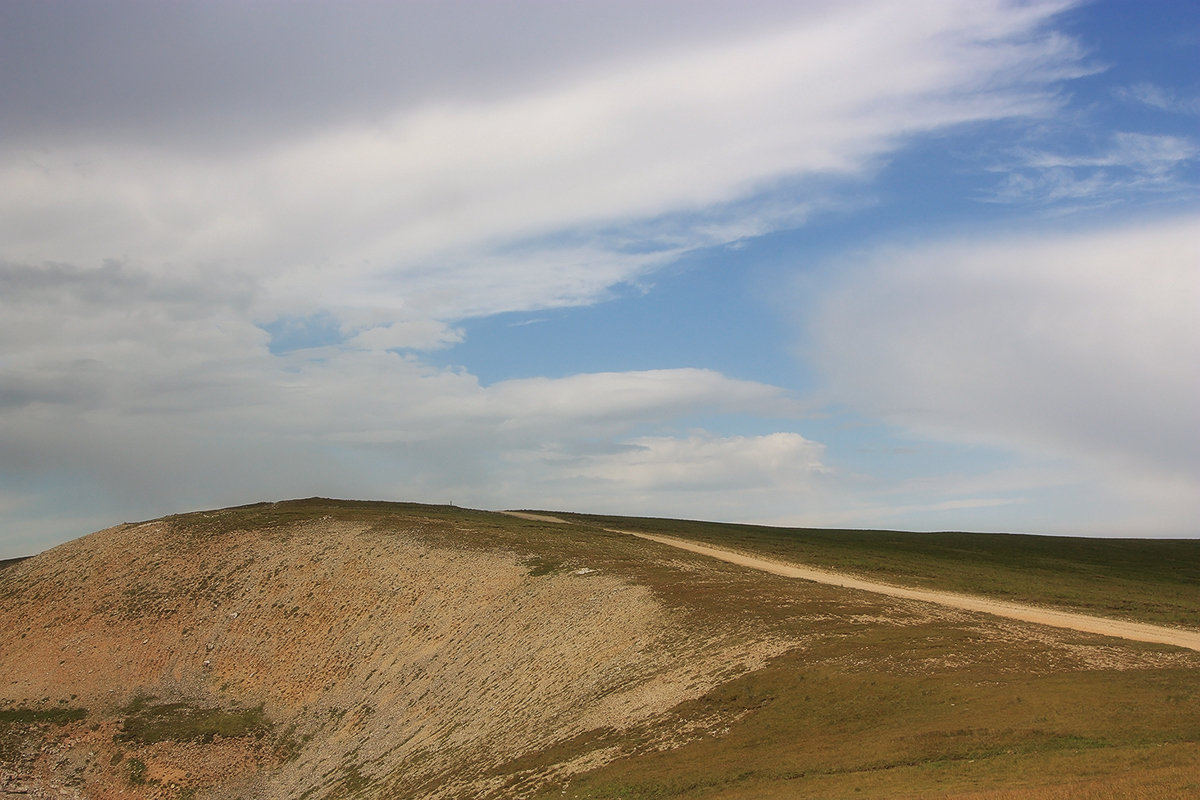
1114;82;1200;115
986;132;1199;207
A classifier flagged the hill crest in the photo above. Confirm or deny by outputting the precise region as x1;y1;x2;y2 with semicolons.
3;498;1199;799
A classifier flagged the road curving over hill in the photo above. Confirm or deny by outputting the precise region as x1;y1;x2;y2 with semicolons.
622;530;1200;654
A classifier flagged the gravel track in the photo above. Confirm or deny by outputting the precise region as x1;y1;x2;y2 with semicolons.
622;530;1200;653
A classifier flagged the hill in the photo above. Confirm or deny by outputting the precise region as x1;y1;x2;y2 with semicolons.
2;499;1198;799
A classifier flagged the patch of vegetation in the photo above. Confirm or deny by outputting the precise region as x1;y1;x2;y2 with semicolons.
536;641;1200;800
488;728;624;779
274;724;309;761
523;555;565;576
117;696;269;744
126;756;147;785
341;763;374;796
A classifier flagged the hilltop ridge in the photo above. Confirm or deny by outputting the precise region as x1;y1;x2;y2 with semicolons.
0;500;787;798
3;499;1199;799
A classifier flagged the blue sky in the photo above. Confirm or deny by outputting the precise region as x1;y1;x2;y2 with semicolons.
1;0;1198;557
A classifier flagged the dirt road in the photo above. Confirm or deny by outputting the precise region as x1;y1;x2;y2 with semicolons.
502;512;572;524
624;530;1200;653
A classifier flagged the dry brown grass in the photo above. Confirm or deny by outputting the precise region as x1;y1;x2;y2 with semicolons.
948;755;1200;799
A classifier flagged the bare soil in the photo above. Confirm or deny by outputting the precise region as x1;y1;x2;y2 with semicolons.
0;509;786;799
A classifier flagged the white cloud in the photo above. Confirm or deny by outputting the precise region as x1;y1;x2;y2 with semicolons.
0;0;1110;553
1114;83;1200;115
562;432;826;492
1022;133;1198;175
803;214;1200;534
479;371;794;428
0;265;808;549
1;0;1086;328
344;320;463;353
500;432;833;522
988;132;1199;207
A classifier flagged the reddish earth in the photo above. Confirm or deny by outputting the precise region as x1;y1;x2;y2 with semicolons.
0;506;786;799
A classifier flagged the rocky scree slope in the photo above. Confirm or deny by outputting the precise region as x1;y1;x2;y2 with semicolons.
0;501;787;799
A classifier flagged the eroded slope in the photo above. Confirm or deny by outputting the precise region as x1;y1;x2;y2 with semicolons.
0;501;785;799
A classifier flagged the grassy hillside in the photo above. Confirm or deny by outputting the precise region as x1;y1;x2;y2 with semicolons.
563;512;1200;630
544;653;1200;800
2;499;1198;800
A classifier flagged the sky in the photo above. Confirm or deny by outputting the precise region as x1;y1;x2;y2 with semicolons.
1;0;1198;557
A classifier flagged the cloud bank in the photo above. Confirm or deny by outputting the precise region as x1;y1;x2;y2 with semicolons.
2;0;1086;327
804;215;1200;534
7;0;1193;553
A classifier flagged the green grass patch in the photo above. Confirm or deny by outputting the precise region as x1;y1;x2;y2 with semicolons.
538;644;1200;800
523;555;565;576
339;764;374;796
117;696;270;744
0;705;88;762
126;757;147;785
